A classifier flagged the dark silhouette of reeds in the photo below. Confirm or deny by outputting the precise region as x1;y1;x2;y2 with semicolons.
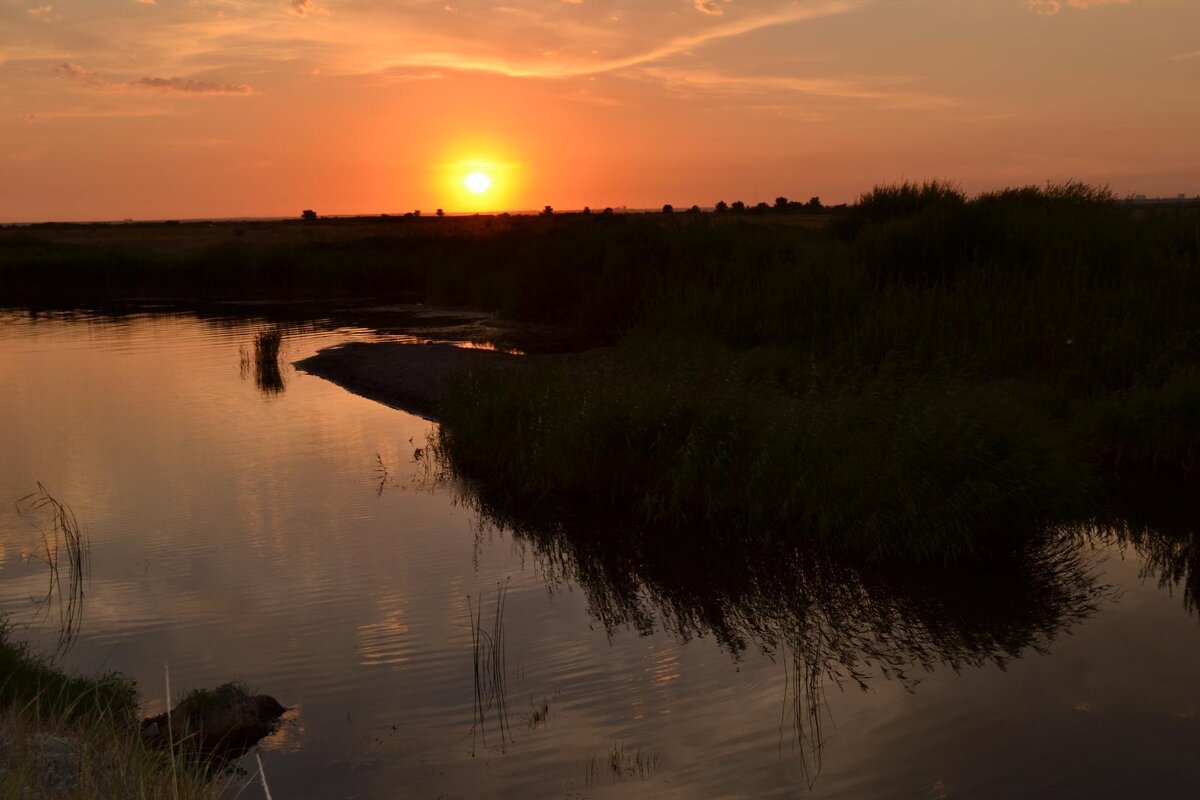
243;326;283;395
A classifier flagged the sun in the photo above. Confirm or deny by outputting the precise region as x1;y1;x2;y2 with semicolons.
464;171;492;194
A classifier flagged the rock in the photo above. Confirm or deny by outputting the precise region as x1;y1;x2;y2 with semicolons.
141;683;286;761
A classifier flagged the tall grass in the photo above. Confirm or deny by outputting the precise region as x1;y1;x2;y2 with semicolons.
435;184;1199;559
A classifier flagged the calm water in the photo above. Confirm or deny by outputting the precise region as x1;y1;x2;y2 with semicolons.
1;309;1199;799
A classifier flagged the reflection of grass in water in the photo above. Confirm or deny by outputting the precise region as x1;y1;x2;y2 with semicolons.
446;476;1117;785
253;327;284;395
584;743;658;784
469;579;511;754
15;483;90;654
239;327;285;395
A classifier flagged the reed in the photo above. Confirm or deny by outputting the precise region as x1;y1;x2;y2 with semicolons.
468;579;511;753
16;483;90;654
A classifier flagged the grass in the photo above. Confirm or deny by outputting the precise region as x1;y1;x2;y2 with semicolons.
584;743;658;784
4;184;1197;559
15;483;91;653
252;327;284;395
468;579;511;754
0;625;234;799
434;183;1199;560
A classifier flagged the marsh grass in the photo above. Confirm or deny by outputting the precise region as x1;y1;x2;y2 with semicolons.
252;327;284;395
15;483;90;654
436;184;1199;559
584;743;658;784
468;579;511;754
0;629;247;799
0;701;222;800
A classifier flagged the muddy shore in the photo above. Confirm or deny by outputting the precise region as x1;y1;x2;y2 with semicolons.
295;342;528;420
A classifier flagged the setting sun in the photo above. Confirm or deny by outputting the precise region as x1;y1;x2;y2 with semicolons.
438;154;518;211
464;172;492;195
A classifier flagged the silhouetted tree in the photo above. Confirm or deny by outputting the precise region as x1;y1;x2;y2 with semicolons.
715;200;728;213
731;200;746;212
414;210;421;217
301;209;317;221
436;208;445;218
754;202;771;213
542;205;554;216
689;205;701;214
807;196;823;210
775;196;789;210
602;207;614;215
582;206;592;215
662;204;674;214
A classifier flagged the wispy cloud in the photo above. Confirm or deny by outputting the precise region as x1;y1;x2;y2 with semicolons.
693;0;730;17
134;76;254;94
53;61;254;95
1028;0;1131;15
367;1;859;79
1167;49;1200;62
638;67;956;110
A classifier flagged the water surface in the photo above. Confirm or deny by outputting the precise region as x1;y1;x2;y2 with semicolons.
1;309;1198;799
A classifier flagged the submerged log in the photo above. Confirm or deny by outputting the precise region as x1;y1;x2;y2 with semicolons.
141;683;286;760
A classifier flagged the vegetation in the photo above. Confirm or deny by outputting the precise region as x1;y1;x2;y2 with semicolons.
0;624;221;798
434;182;1200;559
3;182;1197;558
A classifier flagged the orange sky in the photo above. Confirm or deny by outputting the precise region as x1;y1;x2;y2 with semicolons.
1;0;1197;221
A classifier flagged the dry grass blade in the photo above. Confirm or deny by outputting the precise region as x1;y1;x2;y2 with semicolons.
15;482;90;654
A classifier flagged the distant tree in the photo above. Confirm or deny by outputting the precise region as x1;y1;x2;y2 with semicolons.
754;202;771;213
413;210;421;217
301;209;318;221
436;208;445;218
715;200;728;213
542;205;554;216
662;204;674;214
688;205;701;214
582;206;592;215
775;196;789;210
602;207;614;215
731;200;746;212
806;196;823;210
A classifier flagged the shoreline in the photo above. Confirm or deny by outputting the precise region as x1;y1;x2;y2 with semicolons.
294;342;528;420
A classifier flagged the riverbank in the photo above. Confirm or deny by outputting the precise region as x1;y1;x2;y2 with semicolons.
0;626;219;799
8;182;1198;561
308;183;1199;560
296;342;527;419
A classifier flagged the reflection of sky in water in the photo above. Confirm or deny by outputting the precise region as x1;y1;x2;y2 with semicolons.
0;310;1199;799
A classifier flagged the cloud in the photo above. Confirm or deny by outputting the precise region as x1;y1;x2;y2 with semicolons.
1168;49;1200;62
1028;0;1131;15
693;0;729;16
639;66;955;110
27;5;58;22
369;1;859;79
286;0;328;18
53;62;254;95
133;76;255;94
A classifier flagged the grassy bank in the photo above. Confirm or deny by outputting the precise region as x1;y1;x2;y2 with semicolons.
5;184;1198;558
0;625;218;799
435;184;1200;559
